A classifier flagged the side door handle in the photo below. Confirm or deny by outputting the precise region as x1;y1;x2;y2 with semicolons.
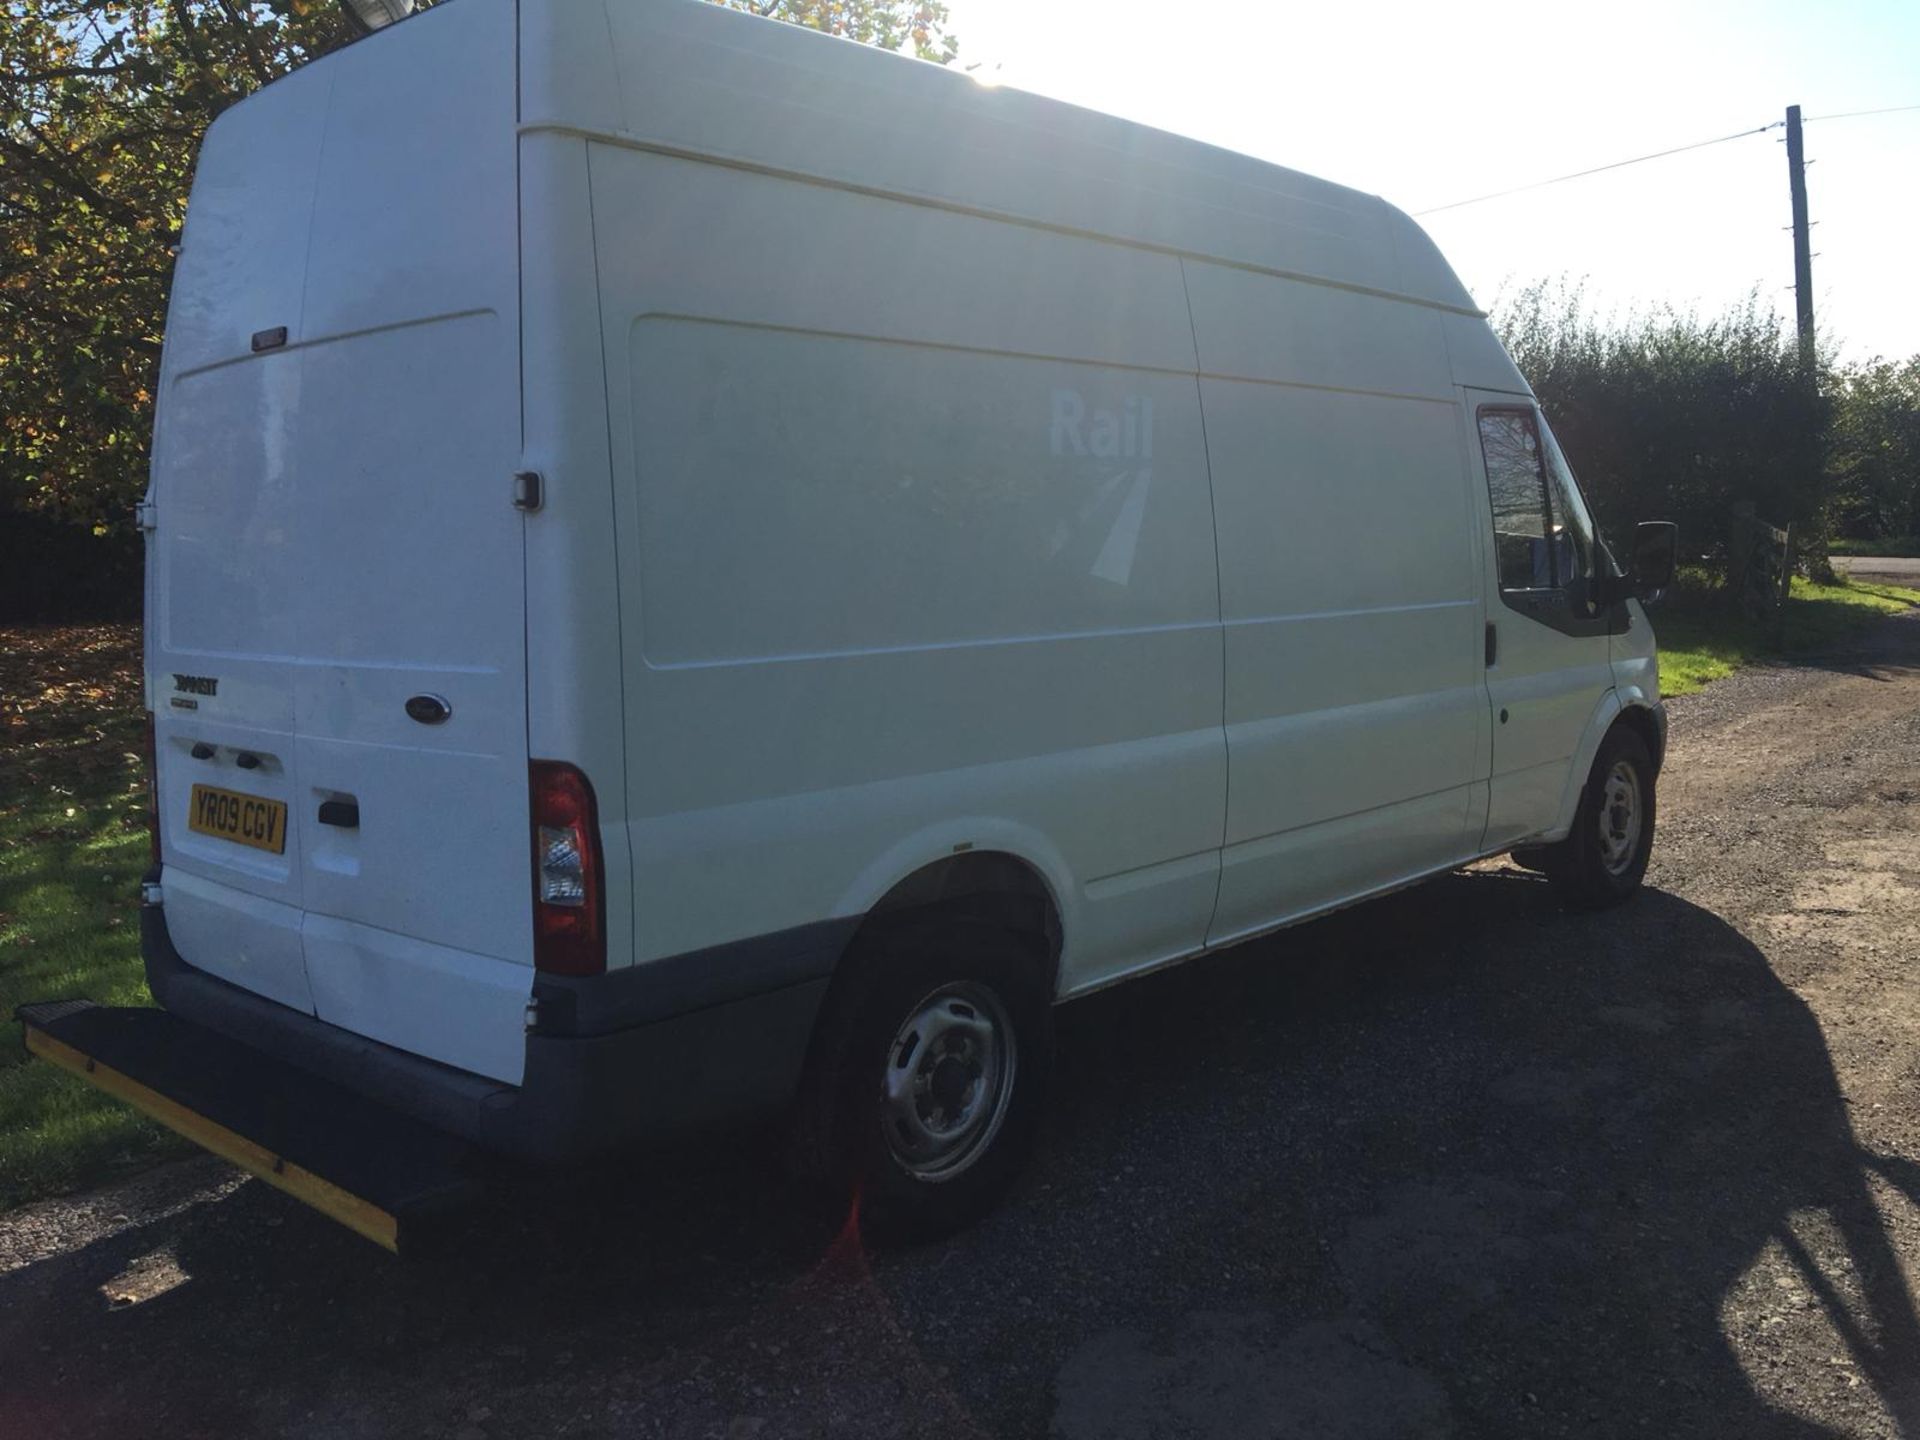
1484;622;1498;667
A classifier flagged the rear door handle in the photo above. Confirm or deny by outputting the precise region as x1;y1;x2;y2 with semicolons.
317;800;359;829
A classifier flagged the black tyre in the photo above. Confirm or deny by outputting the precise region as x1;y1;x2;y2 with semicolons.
793;916;1052;1241
1544;725;1656;909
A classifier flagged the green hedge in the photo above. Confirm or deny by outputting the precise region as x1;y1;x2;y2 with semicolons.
0;507;141;624
1495;284;1829;570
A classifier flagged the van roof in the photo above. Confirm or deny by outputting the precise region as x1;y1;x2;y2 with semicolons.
519;0;1482;316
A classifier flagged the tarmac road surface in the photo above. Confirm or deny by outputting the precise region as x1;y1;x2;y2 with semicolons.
8;613;1920;1439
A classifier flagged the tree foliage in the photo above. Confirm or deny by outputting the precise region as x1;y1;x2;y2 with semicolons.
2;2;356;534
1;0;956;617
712;0;956;63
1495;281;1834;571
1827;358;1920;542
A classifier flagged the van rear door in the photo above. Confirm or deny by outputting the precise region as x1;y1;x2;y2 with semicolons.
147;0;531;1082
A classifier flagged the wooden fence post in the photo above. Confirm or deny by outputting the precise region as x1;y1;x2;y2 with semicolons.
1775;523;1794;647
1727;504;1793;640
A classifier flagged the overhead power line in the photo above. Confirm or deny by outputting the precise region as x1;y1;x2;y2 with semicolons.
1804;102;1920;122
1414;124;1782;216
1414;101;1920;215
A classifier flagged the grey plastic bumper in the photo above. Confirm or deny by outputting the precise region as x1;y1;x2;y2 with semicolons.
140;871;844;1165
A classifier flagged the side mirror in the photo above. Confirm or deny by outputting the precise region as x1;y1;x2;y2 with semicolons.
1630;521;1678;605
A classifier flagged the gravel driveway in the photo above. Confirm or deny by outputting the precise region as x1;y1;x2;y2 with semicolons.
7;614;1920;1439
1832;556;1920;586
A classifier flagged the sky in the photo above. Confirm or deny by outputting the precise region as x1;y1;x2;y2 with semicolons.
941;0;1920;363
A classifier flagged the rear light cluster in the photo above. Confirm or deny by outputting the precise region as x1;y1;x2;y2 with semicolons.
529;761;605;976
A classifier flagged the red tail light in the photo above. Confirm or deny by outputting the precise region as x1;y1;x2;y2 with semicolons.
529;760;605;976
143;712;160;867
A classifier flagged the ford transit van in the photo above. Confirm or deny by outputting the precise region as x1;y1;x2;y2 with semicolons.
33;0;1678;1241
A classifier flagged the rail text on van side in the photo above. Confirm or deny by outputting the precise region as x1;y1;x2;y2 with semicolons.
1050;389;1155;461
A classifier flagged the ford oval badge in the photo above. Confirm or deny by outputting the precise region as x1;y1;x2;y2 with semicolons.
405;694;452;725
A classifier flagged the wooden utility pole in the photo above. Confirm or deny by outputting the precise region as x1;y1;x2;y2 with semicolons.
1785;104;1815;367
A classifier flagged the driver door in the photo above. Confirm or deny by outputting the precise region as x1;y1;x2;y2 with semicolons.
1468;393;1618;849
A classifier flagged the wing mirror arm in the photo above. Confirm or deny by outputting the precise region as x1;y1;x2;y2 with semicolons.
1627;521;1679;608
1589;567;1629;609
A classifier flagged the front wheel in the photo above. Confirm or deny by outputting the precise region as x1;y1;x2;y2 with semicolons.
1544;726;1657;909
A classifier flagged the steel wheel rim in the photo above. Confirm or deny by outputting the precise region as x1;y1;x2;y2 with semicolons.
879;981;1017;1183
1598;758;1643;876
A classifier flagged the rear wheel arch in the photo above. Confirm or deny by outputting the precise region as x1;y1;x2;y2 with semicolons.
859;850;1064;989
811;846;1068;1087
786;850;1063;1210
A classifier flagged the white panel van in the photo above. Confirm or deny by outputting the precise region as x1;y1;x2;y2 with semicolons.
132;0;1676;1234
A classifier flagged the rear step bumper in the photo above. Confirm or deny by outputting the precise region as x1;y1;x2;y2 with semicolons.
138;871;841;1166
17;999;476;1253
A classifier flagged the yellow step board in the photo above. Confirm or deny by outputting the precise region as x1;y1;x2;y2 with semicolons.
23;1015;411;1252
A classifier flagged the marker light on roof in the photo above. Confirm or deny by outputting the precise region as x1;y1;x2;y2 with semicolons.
340;0;414;33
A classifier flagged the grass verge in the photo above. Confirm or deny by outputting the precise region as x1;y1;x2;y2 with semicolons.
1652;575;1920;697
0;624;185;1209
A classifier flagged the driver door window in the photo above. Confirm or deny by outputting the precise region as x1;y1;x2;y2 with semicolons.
1539;420;1602;586
1478;406;1604;629
1478;406;1593;592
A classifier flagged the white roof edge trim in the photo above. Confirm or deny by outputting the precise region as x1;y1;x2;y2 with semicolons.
521;121;1490;322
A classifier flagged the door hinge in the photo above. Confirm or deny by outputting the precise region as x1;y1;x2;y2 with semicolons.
523;997;540;1034
511;471;543;512
135;499;158;532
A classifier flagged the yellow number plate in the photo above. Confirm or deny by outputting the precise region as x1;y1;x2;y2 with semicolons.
187;784;288;855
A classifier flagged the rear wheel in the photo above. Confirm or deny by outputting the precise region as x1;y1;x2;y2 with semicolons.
1544;726;1656;909
792;917;1052;1240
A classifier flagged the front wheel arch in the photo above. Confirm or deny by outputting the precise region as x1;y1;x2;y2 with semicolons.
1543;722;1657;909
1612;701;1666;776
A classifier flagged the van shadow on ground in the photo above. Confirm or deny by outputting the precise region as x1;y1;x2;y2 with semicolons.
5;868;1918;1438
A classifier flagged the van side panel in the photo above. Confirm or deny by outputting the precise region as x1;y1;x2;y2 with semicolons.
588;145;1227;991
1184;260;1490;942
1442;313;1533;396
